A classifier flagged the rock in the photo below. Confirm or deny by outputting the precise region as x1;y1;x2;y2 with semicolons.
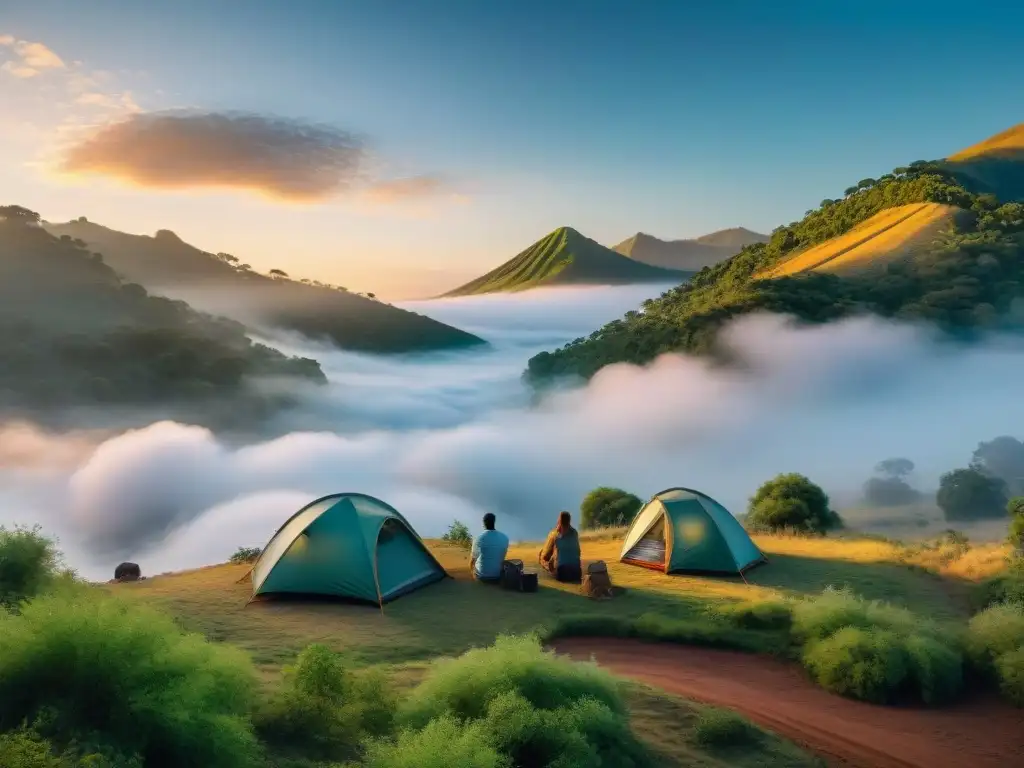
114;562;141;582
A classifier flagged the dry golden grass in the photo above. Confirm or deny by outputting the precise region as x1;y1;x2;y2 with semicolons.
947;123;1024;161
758;203;962;279
111;531;992;679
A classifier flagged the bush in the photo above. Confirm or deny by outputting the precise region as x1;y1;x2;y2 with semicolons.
746;474;842;534
579;488;643;529
0;727;140;768
802;627;910;704
440;520;472;549
965;602;1024;672
229;546;262;564
255;643;396;762
1009;496;1024;549
0;525;64;608
792;588;963;705
708;599;793;631
362;715;506;768
692;707;760;748
399;635;648;768
0;591;260;767
994;646;1024;706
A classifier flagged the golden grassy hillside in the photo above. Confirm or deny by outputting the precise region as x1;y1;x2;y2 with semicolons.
758;202;964;279
947;123;1024;161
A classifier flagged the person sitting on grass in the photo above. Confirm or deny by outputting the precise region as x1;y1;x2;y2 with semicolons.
539;510;582;583
471;512;509;583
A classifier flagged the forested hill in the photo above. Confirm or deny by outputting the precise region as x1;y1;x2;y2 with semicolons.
525;148;1024;385
0;206;325;415
441;226;688;297
45;220;485;354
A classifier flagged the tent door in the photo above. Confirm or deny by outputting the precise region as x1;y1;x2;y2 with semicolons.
623;513;666;565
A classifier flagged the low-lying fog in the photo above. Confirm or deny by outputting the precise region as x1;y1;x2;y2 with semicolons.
1;283;1022;581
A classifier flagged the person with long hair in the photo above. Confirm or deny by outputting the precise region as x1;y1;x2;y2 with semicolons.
538;510;582;582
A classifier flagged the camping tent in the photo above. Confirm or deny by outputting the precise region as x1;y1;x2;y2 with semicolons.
249;493;448;605
620;487;765;575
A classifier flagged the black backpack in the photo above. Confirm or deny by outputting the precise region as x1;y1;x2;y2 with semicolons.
501;559;524;590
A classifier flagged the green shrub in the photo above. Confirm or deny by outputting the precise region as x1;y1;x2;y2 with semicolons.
802;627;910;704
399;636;648;768
974;560;1024;610
579;488;643;529
229;546;262;564
792;589;963;704
440;521;472;549
0;525;65;608
362;715;507;768
255;643;396;762
966;602;1024;672
994;646;1024;706
710;599;793;631
746;474;842;534
0;591;259;767
692;707;761;748
0;727;66;768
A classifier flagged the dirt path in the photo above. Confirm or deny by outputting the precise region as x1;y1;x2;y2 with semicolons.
552;638;1024;768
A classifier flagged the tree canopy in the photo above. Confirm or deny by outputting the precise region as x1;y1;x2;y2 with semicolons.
579;487;643;529
936;467;1009;521
746;473;842;534
971;435;1024;495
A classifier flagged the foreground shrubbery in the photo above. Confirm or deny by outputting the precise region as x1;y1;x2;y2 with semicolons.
0;525;66;609
400;635;650;768
792;587;963;705
0;590;261;767
966;602;1024;706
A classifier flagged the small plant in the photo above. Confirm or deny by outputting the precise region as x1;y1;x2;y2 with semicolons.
692;707;761;748
441;520;472;549
229;546;262;564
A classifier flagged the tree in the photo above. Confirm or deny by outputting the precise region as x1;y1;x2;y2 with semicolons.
1008;497;1024;552
971;436;1024;495
876;458;914;478
856;178;877;189
268;269;289;278
366;292;376;299
0;205;41;225
843;186;859;196
580;487;643;529
747;473;842;534
217;252;239;264
936;467;1008;521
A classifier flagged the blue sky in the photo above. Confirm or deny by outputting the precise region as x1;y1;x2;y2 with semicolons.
3;0;1023;297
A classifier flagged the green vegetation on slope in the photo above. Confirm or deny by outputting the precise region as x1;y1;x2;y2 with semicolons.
0;207;324;413
526;152;1024;383
442;226;688;297
613;227;768;271
46;219;485;354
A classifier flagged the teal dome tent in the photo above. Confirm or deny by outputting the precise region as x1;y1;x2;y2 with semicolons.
620;487;766;576
249;493;448;606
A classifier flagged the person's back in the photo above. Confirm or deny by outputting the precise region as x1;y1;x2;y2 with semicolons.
471;513;509;582
540;511;582;582
553;526;581;570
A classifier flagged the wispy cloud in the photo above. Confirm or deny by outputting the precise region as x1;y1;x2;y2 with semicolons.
0;36;65;78
362;174;449;203
59;110;369;201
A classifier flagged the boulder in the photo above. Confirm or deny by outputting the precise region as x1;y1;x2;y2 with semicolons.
114;562;142;582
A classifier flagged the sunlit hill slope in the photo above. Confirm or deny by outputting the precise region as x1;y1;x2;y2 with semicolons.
945;122;1024;203
441;226;688;297
758;202;968;279
46;220;486;354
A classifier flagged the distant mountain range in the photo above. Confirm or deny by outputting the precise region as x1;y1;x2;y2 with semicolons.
46;220;484;353
611;227;769;271
440;226;689;297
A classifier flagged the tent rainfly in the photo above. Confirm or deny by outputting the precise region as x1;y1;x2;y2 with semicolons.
620;487;766;576
249;493;448;605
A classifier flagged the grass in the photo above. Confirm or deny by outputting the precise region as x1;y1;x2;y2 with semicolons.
760;203;963;278
947;123;1024;161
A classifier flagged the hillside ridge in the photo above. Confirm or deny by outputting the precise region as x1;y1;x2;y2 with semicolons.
441;225;688;297
612;227;768;271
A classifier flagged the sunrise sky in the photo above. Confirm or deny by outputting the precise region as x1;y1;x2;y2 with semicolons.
3;0;1024;298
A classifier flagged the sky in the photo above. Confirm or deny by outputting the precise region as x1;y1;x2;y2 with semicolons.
3;0;1024;298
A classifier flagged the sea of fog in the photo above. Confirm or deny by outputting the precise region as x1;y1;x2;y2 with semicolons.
2;282;1023;581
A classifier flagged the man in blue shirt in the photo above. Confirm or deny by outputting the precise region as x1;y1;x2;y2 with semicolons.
470;512;509;582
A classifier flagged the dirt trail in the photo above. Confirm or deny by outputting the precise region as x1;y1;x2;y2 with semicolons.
552;638;1024;768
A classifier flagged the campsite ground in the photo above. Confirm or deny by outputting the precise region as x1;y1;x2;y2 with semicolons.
111;530;1013;767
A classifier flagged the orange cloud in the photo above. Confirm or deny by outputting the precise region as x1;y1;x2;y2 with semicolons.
362;175;449;203
59;111;368;201
0;35;65;78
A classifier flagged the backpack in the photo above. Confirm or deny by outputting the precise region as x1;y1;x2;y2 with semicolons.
581;560;614;599
501;559;524;591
